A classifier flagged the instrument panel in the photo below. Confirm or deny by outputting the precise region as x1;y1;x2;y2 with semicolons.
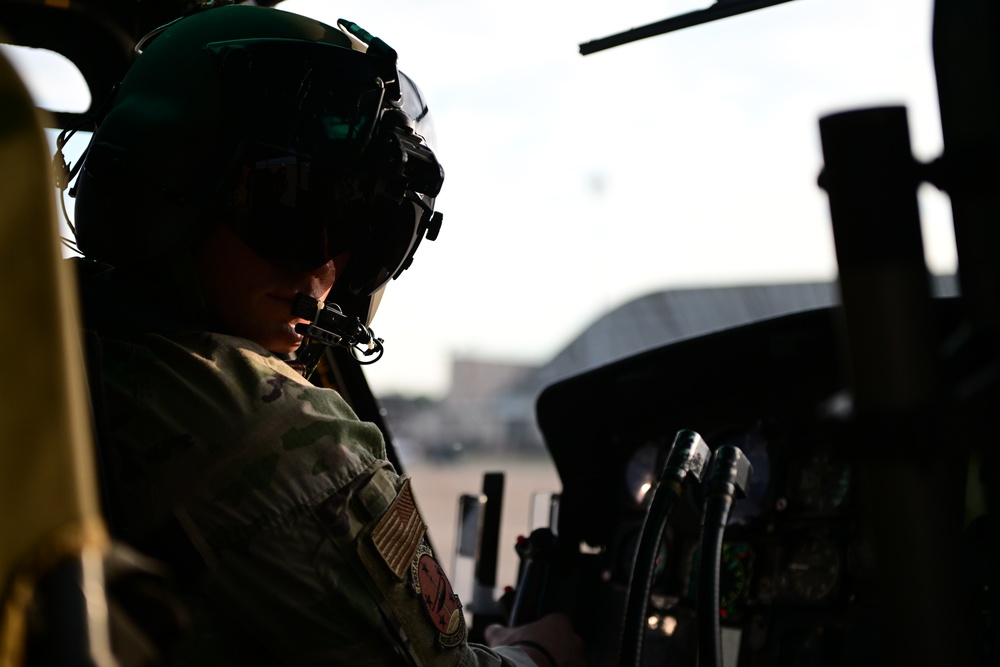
534;303;962;666
600;419;868;666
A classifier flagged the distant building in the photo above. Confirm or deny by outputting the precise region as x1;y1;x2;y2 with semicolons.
380;358;540;460
438;358;539;454
380;278;958;460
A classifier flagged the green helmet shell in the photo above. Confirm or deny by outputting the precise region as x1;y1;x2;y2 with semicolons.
75;5;356;267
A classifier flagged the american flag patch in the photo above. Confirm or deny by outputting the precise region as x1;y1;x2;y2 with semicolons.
372;478;426;579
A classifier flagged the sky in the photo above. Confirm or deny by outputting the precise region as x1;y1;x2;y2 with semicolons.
281;0;953;398
7;0;954;398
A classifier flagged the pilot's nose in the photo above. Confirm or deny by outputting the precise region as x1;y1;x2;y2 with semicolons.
305;252;349;297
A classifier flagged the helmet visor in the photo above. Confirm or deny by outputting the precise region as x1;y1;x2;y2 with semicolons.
208;38;443;300
222;142;429;293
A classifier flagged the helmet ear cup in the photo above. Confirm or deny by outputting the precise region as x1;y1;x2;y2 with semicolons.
75;141;209;268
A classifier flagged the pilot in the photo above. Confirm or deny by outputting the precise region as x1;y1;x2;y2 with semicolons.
70;4;584;666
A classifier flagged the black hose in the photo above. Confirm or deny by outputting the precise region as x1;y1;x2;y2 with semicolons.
697;491;734;667
621;478;684;667
696;445;752;667
619;430;711;667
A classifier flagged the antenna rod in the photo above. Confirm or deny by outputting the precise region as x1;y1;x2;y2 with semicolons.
579;0;798;56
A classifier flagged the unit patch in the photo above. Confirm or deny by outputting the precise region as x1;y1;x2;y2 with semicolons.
409;545;466;648
372;477;426;579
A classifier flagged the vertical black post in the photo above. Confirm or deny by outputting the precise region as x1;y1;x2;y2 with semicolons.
933;3;1000;661
820;106;935;412
933;0;1000;339
819;106;969;667
469;472;505;641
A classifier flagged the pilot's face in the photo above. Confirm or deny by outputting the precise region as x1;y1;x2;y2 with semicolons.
194;221;346;354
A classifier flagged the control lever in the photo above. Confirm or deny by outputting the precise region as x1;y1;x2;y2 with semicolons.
697;445;752;667
452;493;485;619
468;472;505;641
507;527;557;626
620;429;712;667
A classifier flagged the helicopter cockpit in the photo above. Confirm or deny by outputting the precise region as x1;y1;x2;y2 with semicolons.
1;1;998;666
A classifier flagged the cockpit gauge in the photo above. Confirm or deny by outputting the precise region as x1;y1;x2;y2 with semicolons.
625;442;661;506
779;536;841;602
786;446;851;514
686;542;755;621
719;543;754;620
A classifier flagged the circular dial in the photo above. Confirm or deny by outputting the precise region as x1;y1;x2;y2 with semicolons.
686;542;754;620
780;536;841;601
719;543;753;619
625;442;660;506
787;447;851;514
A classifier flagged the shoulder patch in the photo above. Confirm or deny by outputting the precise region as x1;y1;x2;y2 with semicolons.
410;544;466;648
371;477;426;579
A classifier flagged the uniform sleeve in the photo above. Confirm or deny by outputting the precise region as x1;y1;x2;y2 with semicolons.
184;464;528;666
124;335;524;665
490;646;539;667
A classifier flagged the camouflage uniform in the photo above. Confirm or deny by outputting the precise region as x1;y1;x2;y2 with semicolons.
96;330;534;666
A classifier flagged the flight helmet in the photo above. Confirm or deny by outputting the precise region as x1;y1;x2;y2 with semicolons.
74;5;444;327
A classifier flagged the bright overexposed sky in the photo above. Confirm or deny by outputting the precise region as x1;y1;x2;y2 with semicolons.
9;0;954;398
280;0;953;398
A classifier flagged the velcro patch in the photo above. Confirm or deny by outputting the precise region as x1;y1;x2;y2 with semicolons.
371;477;426;579
410;545;466;648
